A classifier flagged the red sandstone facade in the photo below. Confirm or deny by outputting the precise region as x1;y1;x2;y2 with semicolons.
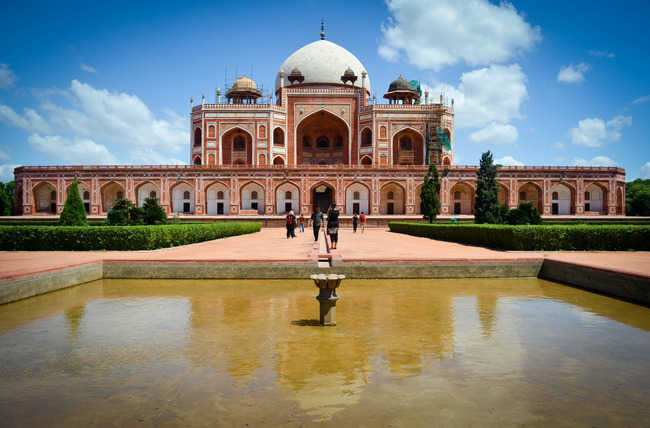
13;37;626;217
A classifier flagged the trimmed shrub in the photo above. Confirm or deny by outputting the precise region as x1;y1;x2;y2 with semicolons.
506;201;542;225
106;199;144;226
142;197;167;225
0;222;261;251
59;181;88;226
388;222;650;251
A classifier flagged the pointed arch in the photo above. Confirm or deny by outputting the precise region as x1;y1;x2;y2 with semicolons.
135;181;161;207
33;181;57;213
240;180;265;214
392;127;425;165
275;181;300;214
345;182;370;215
100;181;125;213
206;180;230;215
220;126;254;165
450;181;475;215
171;180;194;214
518;182;543;213
296;109;350;165
380;181;406;214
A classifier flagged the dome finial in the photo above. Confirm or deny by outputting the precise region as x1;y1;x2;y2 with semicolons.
320;19;326;40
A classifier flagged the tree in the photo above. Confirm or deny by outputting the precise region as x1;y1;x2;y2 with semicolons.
59;181;88;225
0;182;12;216
420;164;448;223
142;197;167;225
474;151;502;224
106;199;144;225
626;179;650;216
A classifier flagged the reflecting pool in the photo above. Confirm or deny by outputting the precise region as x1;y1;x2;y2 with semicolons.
1;278;649;427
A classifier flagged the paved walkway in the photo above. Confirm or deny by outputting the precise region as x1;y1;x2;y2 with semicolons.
1;228;649;280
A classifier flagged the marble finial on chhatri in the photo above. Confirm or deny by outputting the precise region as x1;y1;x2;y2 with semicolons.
320;19;326;40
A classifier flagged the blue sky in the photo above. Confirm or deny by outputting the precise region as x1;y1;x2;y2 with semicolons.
0;0;649;181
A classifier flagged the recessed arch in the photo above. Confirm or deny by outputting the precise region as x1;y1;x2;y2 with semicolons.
33;181;57;214
273;156;285;166
380;182;406;214
135;181;160;207
360;155;372;166
361;127;372;147
171;181;194;214
206;180;229;215
450;182;474;215
220;126;254;165
100;181;125;213
240;181;265;214
310;181;336;213
345;182;370;215
275;181;300;214
193;127;202;147
392;128;424;165
296;109;350;165
550;183;574;215
498;182;509;207
273;127;285;147
518;182;543;213
584;182;607;214
193;155;202;166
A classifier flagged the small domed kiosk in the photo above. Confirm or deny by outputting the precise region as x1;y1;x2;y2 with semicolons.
226;76;262;104
384;76;419;104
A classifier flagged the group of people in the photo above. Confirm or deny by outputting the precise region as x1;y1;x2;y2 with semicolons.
285;205;366;249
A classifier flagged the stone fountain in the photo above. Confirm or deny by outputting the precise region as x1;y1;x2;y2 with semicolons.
310;274;345;326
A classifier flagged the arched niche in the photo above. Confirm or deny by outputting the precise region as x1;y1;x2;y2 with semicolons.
361;128;372;147
360;156;372;166
273;156;285;166
275;182;300;214
33;182;57;213
297;110;349;165
101;182;125;213
171;182;194;214
136;182;160;207
206;182;229;215
450;182;474;215
518;182;543;213
222;127;253;165
550;183;574;215
240;182;264;214
346;182;370;215
194;128;202;147
392;128;424;165
380;182;405;214
584;183;606;214
273;127;284;146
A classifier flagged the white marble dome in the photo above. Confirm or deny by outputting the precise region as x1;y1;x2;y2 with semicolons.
275;40;370;93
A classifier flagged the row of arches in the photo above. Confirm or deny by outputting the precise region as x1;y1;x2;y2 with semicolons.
31;179;622;216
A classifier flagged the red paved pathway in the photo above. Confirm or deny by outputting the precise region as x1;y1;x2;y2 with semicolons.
1;228;649;280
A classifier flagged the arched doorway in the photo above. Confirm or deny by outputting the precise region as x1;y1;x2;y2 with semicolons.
136;182;160;207
33;182;56;213
345;183;370;215
617;187;624;215
450;182;474;215
297;110;349;165
101;182;125;213
193;156;202;166
222;128;253;165
518;182;542;213
498;183;509;207
584;183;606;214
276;182;300;214
194;128;201;147
392;128;424;165
415;184;423;214
550;183;573;215
206;182;229;215
312;183;334;213
171;182;194;214
380;183;405;214
273;156;284;166
67;182;90;213
360;156;372;166
240;182;264;214
361;128;372;147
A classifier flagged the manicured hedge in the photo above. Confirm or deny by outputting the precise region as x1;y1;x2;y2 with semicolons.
389;222;650;251
0;222;261;251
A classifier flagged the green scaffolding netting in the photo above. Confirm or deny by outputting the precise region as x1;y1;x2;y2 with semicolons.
433;128;451;151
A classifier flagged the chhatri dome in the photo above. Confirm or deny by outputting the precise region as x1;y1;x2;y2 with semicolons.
275;24;370;93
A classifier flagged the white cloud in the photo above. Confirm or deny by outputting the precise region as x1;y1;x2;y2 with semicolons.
569;115;632;147
0;164;18;182
0;147;9;161
469;123;518;144
80;63;96;73
588;50;615;59
641;162;650;179
572;156;617;167
553;141;564;150
633;95;650;104
427;64;528;129
0;105;52;134
495;155;523;166
28;134;118;164
126;148;185;166
557;63;590;83
379;0;541;71
0;64;17;89
0;80;188;165
554;156;568;163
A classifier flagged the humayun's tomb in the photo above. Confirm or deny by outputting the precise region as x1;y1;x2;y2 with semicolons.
13;29;626;218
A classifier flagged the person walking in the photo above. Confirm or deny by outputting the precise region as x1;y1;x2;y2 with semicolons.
310;206;324;241
352;213;358;233
360;212;366;233
286;210;296;239
298;213;305;233
326;202;340;249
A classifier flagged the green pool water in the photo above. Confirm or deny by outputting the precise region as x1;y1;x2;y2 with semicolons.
0;278;649;427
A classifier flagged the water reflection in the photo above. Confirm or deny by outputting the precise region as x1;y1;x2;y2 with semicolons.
0;278;649;426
